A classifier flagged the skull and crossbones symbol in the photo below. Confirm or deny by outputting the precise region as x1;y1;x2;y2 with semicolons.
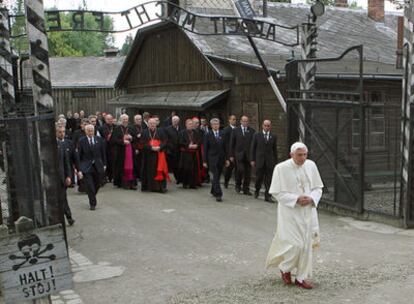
9;234;56;271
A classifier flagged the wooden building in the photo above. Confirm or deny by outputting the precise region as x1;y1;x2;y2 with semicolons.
110;3;402;160
111;22;287;156
22;54;125;116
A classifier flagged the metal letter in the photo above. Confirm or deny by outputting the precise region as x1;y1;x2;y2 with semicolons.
134;5;150;25
46;11;61;31
121;10;133;29
92;12;104;31
71;11;84;30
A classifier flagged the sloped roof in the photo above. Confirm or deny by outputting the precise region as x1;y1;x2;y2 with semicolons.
186;3;401;75
116;3;402;89
49;56;125;88
108;89;230;110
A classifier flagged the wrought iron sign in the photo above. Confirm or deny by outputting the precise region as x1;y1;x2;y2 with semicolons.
10;1;300;47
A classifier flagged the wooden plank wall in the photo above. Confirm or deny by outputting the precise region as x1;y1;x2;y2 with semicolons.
125;28;219;88
52;88;122;116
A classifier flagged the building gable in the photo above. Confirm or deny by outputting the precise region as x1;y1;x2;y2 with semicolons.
116;23;223;89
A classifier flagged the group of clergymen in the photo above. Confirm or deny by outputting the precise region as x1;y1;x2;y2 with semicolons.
56;110;324;290
55;110;278;223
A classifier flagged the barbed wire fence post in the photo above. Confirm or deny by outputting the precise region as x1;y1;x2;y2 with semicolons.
0;1;14;228
24;0;62;228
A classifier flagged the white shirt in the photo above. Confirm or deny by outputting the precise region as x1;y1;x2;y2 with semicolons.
88;136;95;145
262;130;269;141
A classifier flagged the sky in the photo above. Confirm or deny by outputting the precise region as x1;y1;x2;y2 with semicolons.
41;0;402;48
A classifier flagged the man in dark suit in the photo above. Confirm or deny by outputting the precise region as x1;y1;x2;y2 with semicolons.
163;111;176;127
164;115;182;182
142;112;150;130
76;124;106;210
251;120;278;202
72;118;89;192
203;118;229;202
99;114;115;183
56;125;75;226
72;118;89;148
230;115;255;195
222;114;237;188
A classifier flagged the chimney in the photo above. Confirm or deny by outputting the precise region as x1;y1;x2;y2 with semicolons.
368;0;384;22
263;0;268;17
396;16;403;69
103;48;119;57
335;0;348;8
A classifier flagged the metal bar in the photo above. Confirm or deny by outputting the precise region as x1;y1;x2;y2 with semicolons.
334;107;340;203
400;42;410;222
246;36;287;112
9;1;301;46
358;45;365;214
291;105;359;203
294;45;363;64
314;115;353;163
0;7;16;117
288;99;360;107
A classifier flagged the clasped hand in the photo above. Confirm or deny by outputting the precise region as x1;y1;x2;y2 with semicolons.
297;196;313;206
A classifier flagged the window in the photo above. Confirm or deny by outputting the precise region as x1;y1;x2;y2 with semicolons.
72;90;96;98
352;92;385;150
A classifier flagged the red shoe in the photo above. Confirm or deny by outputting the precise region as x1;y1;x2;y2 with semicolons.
280;270;292;285
295;279;313;289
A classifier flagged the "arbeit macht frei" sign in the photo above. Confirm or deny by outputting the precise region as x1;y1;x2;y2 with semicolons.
0;225;72;303
13;0;299;46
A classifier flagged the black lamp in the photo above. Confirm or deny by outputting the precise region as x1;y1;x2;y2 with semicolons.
310;0;325;22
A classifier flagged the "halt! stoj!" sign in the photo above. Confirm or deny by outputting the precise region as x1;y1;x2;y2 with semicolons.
0;225;72;303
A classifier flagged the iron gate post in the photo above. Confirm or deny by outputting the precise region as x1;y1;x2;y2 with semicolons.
299;22;317;143
0;7;16;116
24;0;62;227
400;2;414;228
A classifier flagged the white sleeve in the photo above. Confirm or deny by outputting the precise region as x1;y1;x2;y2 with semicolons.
274;192;299;208
310;188;323;207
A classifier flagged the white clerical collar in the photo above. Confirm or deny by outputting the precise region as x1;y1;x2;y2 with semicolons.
290;158;303;168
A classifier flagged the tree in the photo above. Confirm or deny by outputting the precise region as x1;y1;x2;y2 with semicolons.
9;1;115;57
10;0;28;55
48;10;115;57
120;34;134;56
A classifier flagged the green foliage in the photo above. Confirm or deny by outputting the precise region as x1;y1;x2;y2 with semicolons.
48;11;115;57
10;0;28;55
9;0;115;57
120;34;134;56
349;1;362;9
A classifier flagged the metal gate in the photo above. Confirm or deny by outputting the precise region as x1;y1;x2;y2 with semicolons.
286;45;403;219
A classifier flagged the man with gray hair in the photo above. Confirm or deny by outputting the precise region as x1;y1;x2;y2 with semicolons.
164;115;182;181
141;118;169;193
265;142;323;289
76;124;106;210
203;118;228;202
111;114;136;189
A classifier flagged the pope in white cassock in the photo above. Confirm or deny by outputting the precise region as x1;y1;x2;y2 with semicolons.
265;142;323;289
